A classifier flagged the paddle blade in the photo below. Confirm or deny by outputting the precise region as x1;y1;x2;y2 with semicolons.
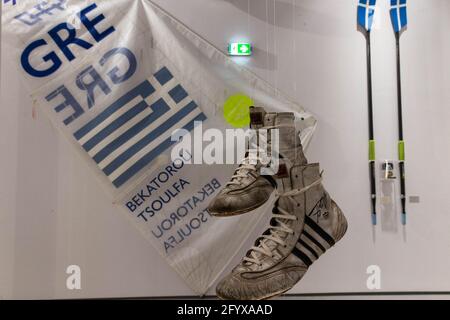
358;0;377;32
390;0;408;33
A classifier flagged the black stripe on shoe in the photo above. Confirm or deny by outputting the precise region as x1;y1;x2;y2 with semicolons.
304;216;335;247
303;231;326;253
298;238;319;259
291;246;313;267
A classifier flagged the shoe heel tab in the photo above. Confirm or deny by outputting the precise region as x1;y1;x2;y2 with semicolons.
250;106;266;127
274;163;289;178
331;201;348;242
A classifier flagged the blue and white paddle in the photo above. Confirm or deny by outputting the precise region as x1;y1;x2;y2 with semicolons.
358;0;378;225
390;0;408;225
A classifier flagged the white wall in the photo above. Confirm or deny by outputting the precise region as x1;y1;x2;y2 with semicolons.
1;0;450;299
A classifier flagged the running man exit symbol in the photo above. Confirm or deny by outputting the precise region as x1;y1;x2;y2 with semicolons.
228;43;252;56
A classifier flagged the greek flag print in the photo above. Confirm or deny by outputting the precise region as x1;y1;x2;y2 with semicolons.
73;66;206;188
390;0;408;33
357;0;377;32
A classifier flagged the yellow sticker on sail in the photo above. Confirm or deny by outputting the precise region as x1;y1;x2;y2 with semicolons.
223;94;253;128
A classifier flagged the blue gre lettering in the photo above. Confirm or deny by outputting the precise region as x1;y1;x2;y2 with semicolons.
21;3;116;78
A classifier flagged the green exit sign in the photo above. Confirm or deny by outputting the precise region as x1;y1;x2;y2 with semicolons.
228;42;252;56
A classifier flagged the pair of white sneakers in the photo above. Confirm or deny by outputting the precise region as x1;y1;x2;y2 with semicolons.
208;107;348;300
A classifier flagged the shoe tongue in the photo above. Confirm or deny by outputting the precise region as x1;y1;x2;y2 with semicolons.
245;210;293;265
227;157;256;190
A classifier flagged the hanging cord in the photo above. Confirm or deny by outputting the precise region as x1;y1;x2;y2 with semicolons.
273;0;278;96
265;0;270;81
247;0;256;100
292;0;297;95
247;0;251;37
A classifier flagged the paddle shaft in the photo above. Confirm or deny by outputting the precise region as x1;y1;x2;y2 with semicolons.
366;32;377;225
395;32;407;224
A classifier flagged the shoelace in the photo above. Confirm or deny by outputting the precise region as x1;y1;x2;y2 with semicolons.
226;157;259;186
243;177;323;266
226;124;286;187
